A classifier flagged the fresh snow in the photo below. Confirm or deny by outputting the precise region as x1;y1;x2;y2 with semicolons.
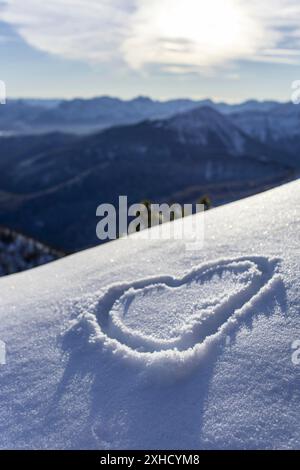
0;179;299;449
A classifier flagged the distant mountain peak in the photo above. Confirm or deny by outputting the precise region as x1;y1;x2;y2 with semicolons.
131;96;153;103
159;105;251;156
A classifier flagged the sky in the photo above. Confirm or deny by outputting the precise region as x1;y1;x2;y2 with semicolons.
0;0;300;102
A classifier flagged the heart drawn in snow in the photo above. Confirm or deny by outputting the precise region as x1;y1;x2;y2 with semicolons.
69;256;281;371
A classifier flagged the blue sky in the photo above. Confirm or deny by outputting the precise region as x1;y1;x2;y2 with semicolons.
0;0;300;102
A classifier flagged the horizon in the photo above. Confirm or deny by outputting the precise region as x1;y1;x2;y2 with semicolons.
4;94;289;105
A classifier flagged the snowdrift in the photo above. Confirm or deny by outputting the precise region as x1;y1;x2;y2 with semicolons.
0;180;299;449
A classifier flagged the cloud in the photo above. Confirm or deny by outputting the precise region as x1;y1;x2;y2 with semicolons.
0;0;300;73
122;0;271;72
0;0;135;62
123;0;300;71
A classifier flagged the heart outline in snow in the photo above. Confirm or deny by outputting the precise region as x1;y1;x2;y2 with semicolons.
66;256;282;373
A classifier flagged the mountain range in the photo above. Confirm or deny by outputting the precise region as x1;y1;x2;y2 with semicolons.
0;96;282;136
0;103;296;252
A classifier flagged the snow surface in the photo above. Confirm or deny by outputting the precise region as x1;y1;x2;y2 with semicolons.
0;179;299;450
